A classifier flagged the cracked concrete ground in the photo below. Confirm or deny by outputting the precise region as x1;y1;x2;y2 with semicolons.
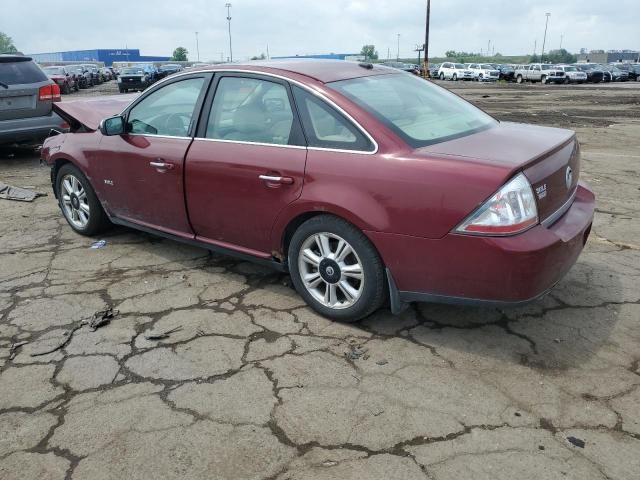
1;81;639;479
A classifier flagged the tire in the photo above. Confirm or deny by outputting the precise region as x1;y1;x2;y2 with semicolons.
564;77;570;84
541;75;547;85
453;73;458;81
56;164;110;236
439;72;444;80
74;82;79;92
118;87;125;93
516;75;523;84
288;215;387;323
62;83;70;94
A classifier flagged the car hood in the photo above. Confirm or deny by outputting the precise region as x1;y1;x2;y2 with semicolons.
53;95;137;131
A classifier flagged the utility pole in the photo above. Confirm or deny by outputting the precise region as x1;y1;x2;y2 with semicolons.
397;33;400;61
195;32;200;61
560;34;563;50
387;47;390;60
225;3;233;62
423;0;431;78
487;40;490;57
266;44;270;60
415;44;422;67
533;39;537;58
541;12;550;62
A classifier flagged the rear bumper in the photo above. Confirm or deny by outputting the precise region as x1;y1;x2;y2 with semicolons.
0;113;67;145
370;182;595;308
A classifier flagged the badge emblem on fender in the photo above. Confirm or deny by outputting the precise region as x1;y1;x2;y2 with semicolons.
104;179;114;186
565;166;573;189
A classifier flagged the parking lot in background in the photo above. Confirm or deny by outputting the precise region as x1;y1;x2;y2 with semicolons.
1;80;639;480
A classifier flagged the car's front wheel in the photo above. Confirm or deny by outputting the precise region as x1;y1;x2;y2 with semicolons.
439;72;444;80
288;215;386;323
56;164;110;236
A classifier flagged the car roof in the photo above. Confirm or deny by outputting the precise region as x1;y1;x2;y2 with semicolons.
203;59;400;83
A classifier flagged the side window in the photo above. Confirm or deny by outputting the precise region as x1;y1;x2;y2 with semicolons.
292;86;373;152
127;77;205;137
206;76;295;145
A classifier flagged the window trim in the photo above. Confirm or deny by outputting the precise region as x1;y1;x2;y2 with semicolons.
118;68;379;155
120;72;214;139
197;72;306;148
291;85;375;153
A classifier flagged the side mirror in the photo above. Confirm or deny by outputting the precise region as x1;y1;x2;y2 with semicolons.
100;115;125;136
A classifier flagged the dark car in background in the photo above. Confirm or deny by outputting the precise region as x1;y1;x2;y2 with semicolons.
81;64;102;85
67;65;90;89
428;63;441;78
0;54;66;145
117;66;151;92
574;64;604;83
606;65;629;82
496;64;515;81
158;64;184;78
42;66;77;94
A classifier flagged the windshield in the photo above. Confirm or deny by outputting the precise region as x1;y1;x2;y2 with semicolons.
43;67;65;75
541;64;553;69
454;64;466;69
563;66;577;71
122;68;144;75
330;73;496;148
480;64;494;69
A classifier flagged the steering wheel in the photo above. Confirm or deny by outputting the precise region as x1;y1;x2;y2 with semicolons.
163;113;191;136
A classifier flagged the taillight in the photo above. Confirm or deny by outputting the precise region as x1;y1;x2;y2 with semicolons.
38;84;61;102
455;173;539;236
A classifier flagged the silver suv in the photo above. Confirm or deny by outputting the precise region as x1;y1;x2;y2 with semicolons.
0;54;67;145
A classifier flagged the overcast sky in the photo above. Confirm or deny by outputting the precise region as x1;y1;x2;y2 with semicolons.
2;0;638;61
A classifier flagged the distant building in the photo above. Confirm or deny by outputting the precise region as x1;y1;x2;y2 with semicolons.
577;50;639;64
27;49;170;66
271;53;360;61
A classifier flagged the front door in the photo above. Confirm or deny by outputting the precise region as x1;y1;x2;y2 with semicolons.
96;75;209;237
185;74;307;255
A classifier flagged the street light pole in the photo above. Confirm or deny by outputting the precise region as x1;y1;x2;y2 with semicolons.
195;32;200;61
541;12;550;62
225;3;233;63
423;0;430;78
397;33;400;61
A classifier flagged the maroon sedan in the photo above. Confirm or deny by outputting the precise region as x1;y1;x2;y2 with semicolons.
41;60;595;322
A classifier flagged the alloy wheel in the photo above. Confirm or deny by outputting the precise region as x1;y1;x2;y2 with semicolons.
60;174;90;229
297;232;364;310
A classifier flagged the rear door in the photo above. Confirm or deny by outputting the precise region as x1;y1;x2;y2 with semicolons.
95;74;210;236
0;57;51;121
185;73;307;255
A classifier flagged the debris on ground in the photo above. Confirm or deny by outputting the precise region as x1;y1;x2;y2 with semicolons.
145;326;183;340
344;344;368;361
89;240;107;249
8;341;29;360
85;308;119;331
376;359;389;366
0;182;46;202
567;436;586;448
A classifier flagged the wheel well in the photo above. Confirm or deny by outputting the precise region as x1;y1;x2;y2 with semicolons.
281;212;323;259
51;158;71;197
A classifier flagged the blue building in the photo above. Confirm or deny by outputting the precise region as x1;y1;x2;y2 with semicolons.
28;49;170;66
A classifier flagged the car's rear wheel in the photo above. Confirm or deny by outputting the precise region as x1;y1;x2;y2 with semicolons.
439;72;444;80
56;164;110;236
516;75;523;84
288;215;386;323
541;75;547;84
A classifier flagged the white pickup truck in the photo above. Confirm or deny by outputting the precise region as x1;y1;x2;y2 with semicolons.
515;64;566;84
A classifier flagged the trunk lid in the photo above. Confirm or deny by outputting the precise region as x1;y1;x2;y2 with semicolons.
52;95;136;131
417;122;580;224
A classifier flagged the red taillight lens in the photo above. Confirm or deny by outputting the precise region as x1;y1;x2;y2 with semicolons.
455;173;539;236
38;84;61;102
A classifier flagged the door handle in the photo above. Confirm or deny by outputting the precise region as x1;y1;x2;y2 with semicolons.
149;161;174;171
259;174;294;185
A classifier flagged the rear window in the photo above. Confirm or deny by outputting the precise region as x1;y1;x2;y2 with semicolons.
330;73;496;148
0;60;48;85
